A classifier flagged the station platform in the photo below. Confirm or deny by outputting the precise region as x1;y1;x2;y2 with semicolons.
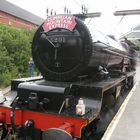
102;81;140;140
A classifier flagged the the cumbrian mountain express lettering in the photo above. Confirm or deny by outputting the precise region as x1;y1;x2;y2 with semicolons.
43;15;76;32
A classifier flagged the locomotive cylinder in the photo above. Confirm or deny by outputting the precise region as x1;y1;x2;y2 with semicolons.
42;123;73;140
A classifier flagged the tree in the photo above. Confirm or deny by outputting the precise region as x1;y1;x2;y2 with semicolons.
0;24;35;87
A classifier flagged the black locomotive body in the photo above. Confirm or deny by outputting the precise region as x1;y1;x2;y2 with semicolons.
32;15;136;81
0;14;138;140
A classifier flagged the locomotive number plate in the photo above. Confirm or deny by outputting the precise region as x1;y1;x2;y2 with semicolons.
49;37;66;43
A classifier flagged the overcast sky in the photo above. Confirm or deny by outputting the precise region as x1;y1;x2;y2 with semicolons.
7;0;140;37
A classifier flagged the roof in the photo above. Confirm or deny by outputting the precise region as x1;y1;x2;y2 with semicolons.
124;31;140;39
133;25;140;31
0;0;44;25
121;24;140;39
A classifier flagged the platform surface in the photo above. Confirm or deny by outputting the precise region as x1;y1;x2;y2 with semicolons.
102;81;140;140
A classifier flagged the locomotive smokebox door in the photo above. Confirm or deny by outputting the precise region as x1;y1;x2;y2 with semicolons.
32;15;92;81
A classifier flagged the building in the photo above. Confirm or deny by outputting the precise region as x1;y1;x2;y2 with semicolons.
122;24;140;40
114;9;140;40
0;0;44;29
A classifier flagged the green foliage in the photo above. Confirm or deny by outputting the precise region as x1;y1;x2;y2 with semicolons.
0;24;35;87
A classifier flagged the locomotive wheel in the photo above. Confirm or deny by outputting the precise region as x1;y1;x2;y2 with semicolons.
102;94;116;111
127;76;134;89
79;120;98;140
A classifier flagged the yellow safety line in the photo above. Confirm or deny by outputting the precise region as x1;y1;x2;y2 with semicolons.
101;81;139;140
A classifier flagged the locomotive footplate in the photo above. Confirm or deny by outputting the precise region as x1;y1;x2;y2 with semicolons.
15;80;102;120
12;71;135;120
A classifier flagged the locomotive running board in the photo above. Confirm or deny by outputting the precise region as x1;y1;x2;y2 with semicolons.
71;71;136;120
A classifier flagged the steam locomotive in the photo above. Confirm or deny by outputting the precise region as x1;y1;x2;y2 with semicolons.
0;14;137;140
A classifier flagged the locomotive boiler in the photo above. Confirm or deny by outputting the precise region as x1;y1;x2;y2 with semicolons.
32;14;135;81
0;14;137;140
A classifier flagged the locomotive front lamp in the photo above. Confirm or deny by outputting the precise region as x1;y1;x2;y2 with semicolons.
76;98;85;116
